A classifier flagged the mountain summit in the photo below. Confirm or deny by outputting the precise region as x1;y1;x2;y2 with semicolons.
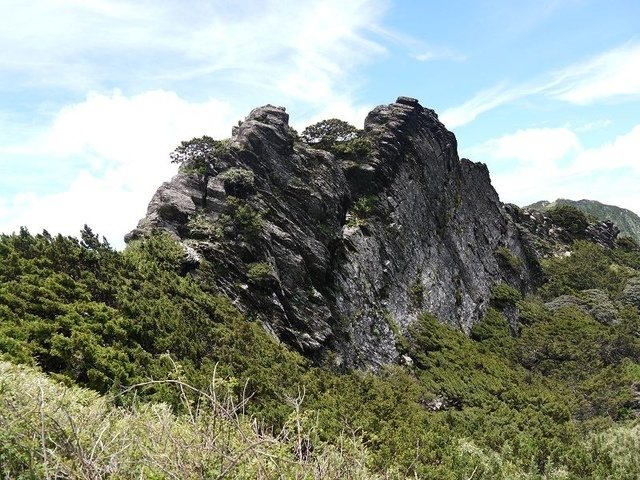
129;97;544;368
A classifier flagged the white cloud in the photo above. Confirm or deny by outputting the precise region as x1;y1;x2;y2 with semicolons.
440;84;526;129
412;50;466;62
467;127;581;169
0;90;237;247
574;119;612;133
465;125;640;214
371;24;466;64
571;124;640;174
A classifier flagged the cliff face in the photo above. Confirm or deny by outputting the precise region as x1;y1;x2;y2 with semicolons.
128;97;543;369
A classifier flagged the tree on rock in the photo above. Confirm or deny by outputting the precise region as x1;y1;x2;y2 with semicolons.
170;136;231;206
301;119;358;149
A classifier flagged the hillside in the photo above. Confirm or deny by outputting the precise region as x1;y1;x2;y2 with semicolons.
1;99;640;478
528;198;640;242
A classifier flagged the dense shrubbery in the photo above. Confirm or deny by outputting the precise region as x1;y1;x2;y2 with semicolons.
219;167;255;197
0;228;303;412
547;204;589;238
301;119;373;159
1;228;640;478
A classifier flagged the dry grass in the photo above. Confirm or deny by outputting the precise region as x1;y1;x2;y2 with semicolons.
0;360;386;479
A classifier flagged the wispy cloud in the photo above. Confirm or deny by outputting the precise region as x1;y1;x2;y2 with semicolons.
411;50;467;62
372;24;466;63
466;127;581;169
548;41;640;105
440;82;551;128
441;40;640;127
0;0;388;104
465;124;640;213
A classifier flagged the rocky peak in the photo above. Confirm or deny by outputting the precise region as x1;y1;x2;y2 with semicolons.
129;97;543;369
233;104;293;155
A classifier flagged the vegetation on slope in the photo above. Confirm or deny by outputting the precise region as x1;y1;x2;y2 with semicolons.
529;198;640;242
0;360;382;479
1;227;640;478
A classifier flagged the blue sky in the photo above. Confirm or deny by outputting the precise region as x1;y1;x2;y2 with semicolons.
1;0;639;247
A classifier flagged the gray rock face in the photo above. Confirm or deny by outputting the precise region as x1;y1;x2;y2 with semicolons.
586;220;620;249
128;98;542;369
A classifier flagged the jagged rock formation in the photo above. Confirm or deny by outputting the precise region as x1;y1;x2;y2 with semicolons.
528;199;640;243
128;97;543;369
505;204;621;258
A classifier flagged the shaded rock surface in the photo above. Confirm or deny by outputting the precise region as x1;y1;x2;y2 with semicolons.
129;98;544;369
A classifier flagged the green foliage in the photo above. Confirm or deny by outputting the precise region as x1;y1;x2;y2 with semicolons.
617;235;640;252
2;223;640;478
218;167;255;197
187;209;217;239
408;276;425;309
301;119;358;148
621;276;640;310
490;282;522;308
170;136;232;206
540;240;634;299
246;262;274;289
547;204;589;238
301;118;373;159
515;306;640;420
0;361;385;480
347;195;378;227
0;229;303;411
217;196;264;241
332;135;374;159
495;246;523;272
170;136;231;173
470;307;514;358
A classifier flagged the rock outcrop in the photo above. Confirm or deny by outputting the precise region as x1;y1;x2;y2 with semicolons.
528;198;640;243
505;204;621;257
128;98;543;369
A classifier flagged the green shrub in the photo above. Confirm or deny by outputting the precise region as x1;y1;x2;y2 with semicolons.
490;282;522;308
0;361;385;480
347;195;377;227
495;246;523;272
547;205;589;238
218;196;264;241
539;241;628;299
300;119;374;160
187;209;218;239
300;119;358;149
408;277;425;309
621;277;640;310
332;136;373;159
219;167;255;197
247;262;274;289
